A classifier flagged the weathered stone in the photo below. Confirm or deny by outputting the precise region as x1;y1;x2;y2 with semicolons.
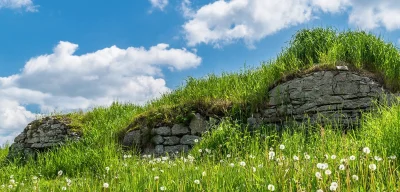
171;124;189;135
155;145;164;154
123;130;141;146
190;113;208;135
151;135;164;145
163;136;180;145
180;135;201;145
6;116;81;161
151;127;171;136
164;145;189;154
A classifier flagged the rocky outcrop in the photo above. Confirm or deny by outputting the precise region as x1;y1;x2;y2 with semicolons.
258;69;396;128
6;116;82;161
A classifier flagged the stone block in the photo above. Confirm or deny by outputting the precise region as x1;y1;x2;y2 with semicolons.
122;130;141;147
171;124;189;135
151;127;171;136
163;136;180;145
190;113;208;135
151;135;164;145
180;135;201;145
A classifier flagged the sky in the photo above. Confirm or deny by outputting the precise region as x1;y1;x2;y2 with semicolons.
1;0;400;146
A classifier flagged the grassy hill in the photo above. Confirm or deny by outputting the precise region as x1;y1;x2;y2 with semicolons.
1;27;400;191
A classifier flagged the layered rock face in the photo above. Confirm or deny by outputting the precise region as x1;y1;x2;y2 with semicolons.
6;116;81;161
122;113;218;156
258;70;392;127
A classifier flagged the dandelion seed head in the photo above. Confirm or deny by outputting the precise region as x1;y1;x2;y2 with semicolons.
279;144;285;150
331;155;336;160
363;147;371;154
160;186;166;191
58;170;63;176
103;183;109;188
194;180;200;184
338;164;345;170
369;163;377;171
239;161;246;167
154;176;159;181
352;175;359;181
325;169;332;175
267;184;275;191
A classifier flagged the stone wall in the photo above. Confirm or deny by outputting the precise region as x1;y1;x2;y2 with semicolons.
6;116;81;161
122;113;219;156
258;69;394;127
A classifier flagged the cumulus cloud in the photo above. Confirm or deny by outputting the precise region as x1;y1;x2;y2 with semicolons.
149;0;168;11
0;42;201;145
181;0;400;48
0;0;38;12
348;0;400;31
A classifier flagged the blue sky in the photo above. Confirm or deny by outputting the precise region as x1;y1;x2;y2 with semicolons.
1;0;400;145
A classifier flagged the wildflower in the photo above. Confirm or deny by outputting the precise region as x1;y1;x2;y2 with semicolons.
352;175;359;181
267;184;275;191
105;167;110;172
374;156;382;161
161;156;169;161
227;154;231;158
103;183;109;188
258;164;263;168
128;154;132;158
293;155;299;161
194;139;199;143
325;169;332;175
252;167;256;172
240;161;246;167
198;149;202;153
329;182;338;191
9;179;15;184
9;175;13;179
279;144;285;150
220;160;224;163
317;163;328;170
205;148;211;154
362;147;371;154
304;154;311;160
58;170;63;176
123;154;128;159
349;155;356;161
249;155;255;159
61;186;67;190
389;155;397;160
369;164;377;171
202;171;206;177
268;151;275;160
229;163;235;167
340;158;347;163
338;164;345;171
194;180;200;184
160;186;166;191
8;185;13;189
315;172;322;179
317;189;324;192
154;176;159;181
331;155;336;160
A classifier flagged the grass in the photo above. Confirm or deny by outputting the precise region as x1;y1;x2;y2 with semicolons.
0;27;400;191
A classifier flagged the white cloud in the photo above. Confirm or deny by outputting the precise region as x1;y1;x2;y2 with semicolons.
0;0;38;12
348;0;400;31
182;0;314;48
0;41;201;145
149;0;168;11
181;0;400;48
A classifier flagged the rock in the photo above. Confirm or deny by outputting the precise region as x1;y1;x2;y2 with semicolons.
155;145;164;155
123;130;141;147
6;116;82;161
163;136;180;145
180;135;201;145
151;127;171;136
151;135;164;145
164;145;189;154
190;113;208;135
336;65;349;71
171;124;189;135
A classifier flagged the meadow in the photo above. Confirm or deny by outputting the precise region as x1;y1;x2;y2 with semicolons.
1;27;400;191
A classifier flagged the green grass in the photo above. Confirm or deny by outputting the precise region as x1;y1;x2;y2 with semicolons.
1;27;400;191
